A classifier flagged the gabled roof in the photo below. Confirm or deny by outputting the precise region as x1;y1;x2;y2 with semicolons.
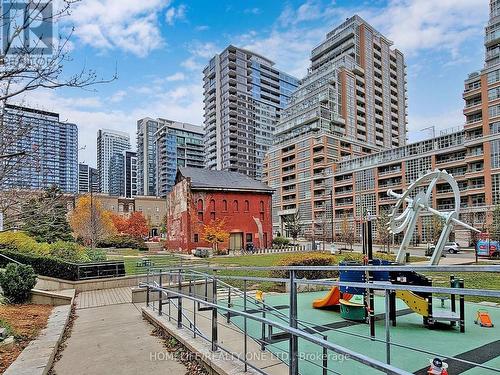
176;167;274;193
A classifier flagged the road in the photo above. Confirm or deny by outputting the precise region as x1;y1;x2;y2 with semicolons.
305;240;479;262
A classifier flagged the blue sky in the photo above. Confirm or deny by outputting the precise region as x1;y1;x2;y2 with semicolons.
20;0;489;165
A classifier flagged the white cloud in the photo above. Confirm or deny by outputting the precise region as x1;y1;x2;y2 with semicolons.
237;0;488;78
17;73;204;165
367;0;488;58
407;109;464;142
165;72;186;81
237;26;327;78
181;41;220;72
195;25;210;31
165;4;187;25
110;90;127;103
69;0;171;57
181;56;203;71
187;41;220;59
244;8;261;15
277;0;326;27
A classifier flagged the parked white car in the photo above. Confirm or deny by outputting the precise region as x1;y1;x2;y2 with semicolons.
444;242;460;254
330;244;339;255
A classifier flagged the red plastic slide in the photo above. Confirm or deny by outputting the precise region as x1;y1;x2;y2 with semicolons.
313;287;340;309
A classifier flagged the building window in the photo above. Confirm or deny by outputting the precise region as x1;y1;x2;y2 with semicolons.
197;212;203;222
210;212;215;220
197;199;204;211
492;140;500;169
259;200;264;212
194;233;199;243
233;200;239;212
244;200;249;212
493;174;500;205
246;233;253;243
210;199;215;211
223;200;228;211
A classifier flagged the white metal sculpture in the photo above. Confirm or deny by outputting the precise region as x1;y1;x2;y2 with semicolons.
387;169;479;265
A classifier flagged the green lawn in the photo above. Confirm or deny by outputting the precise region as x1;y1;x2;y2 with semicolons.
104;250;499;303
425;268;500;303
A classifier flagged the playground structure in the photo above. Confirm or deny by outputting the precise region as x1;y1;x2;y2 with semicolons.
311;169;476;331
140;265;500;375
313;264;466;331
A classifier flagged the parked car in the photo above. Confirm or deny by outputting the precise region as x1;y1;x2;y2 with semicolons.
330;244;339;255
245;242;255;253
425;244;446;257
194;248;209;258
444;242;460;254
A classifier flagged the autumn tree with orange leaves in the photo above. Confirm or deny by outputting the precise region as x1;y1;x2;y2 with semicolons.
69;195;116;248
126;212;149;239
111;214;128;233
201;218;230;254
111;212;149;239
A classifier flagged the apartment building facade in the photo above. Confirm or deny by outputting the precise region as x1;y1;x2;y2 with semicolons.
108;150;137;198
264;15;407;237
78;163;98;193
124;150;138;198
136;118;159;197
332;129;487;245
155;118;204;198
283;1;499;245
203;45;299;179
0;104;78;193
97;129;130;194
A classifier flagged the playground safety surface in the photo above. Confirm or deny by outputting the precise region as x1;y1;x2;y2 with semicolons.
228;291;500;374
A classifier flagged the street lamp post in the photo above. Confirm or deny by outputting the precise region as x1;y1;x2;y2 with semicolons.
330;189;334;244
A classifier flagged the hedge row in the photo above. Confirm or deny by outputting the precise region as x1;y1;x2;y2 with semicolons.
270;253;339;280
96;235;148;251
0;249;79;280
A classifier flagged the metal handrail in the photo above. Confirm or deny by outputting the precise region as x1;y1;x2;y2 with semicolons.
143;265;500;375
156;285;208;340
186;264;500;272
163;270;500;298
146;270;341;373
145;282;412;375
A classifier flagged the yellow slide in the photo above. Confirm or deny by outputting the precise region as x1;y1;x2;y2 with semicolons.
313;287;341;309
396;290;429;317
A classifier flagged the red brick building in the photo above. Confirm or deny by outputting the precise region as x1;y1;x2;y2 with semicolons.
166;168;274;253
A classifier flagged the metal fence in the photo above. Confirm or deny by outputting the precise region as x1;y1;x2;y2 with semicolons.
140;264;500;375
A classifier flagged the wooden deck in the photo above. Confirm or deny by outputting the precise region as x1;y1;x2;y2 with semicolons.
75;287;132;309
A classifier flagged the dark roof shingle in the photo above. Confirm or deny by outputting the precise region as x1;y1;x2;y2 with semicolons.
177;167;273;192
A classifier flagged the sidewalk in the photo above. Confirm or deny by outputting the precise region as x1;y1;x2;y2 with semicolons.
411;257;476;265
53;289;186;375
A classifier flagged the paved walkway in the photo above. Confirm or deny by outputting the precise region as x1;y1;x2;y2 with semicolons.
53;288;186;375
412;257;475;265
75;286;132;309
144;300;289;375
